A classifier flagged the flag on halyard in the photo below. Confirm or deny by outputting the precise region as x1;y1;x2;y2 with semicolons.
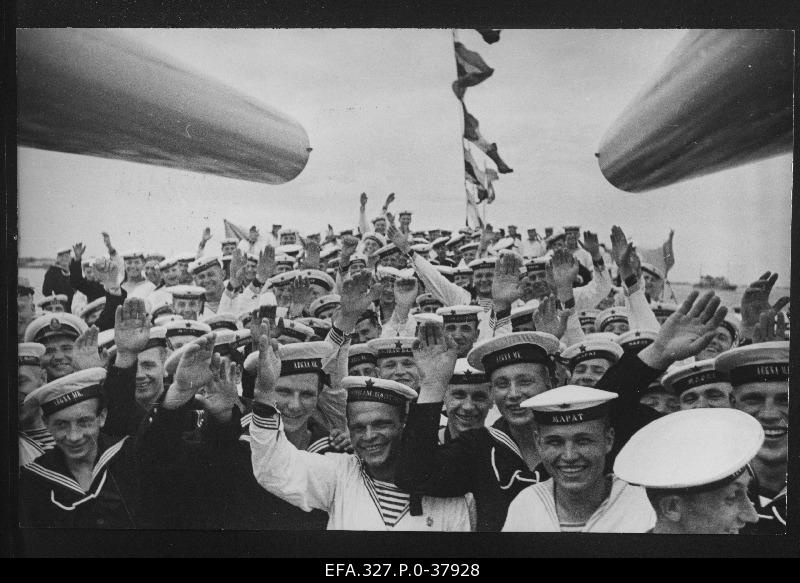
462;104;514;174
452;42;494;100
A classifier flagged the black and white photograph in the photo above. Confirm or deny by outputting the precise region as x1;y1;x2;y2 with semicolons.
9;5;795;560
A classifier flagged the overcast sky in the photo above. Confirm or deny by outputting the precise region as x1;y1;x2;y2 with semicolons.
18;28;792;285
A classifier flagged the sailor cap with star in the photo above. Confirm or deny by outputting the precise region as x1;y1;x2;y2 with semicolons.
309;294;341;318
188;255;223;275
560;338;624;370
524;256;549;275
295;317;332;339
274;254;296;268
640;262;666;280
453;259;473;275
521;385;618;425
416;293;443;309
266;269;299;289
25;312;88;343
201;312;239;331
595;307;631;333
297;269;335;292
577;309;601;327
458;241;479;253
36;294;69;310
77;297;107;322
468;256;497;271
436;304;482;324
166;285;206;299
661;359;727;396
348;344;378;368
510;301;540;329
376;266;402;281
714;341;789;387
467;331;560;375
276;318;316;342
616;329;658;354
342;376;417;407
362;232;386;248
490;237;516;254
367;336;417;360
19;342;46;367
121;250;145;260
374;243;400;260
650;301;679;320
96;329;116;352
233;328;252;351
25;367;107;416
154;314;185;327
277;244;304;257
545;228;566;244
220;237;238;246
449;358;489;385
175;252;197;263
243;340;336;376
431;236;450;249
159;256;179;270
55;246;72;256
162;318;212;342
614;408;764;492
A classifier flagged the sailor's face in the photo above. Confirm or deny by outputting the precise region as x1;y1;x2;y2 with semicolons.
244;260;258;281
570;358;613;388
491;362;552;427
639;391;680;415
45;302;66;313
135;346;166;409
276;264;293;274
178;262;193;283
280;233;296;245
678;472;758;534
445;383;492;436
580;321;597;335
18;295;36;329
399;215;411;227
56;252;71;269
443;321;479;358
373;219;387;234
273;373;319;432
194;266;225;298
248;230;259;243
173;298;204;321
551;239;566;251
144;261;161;285
163;264;181;286
565;231;578;248
643;272;664;299
454;274;471;289
518;276;536;302
695;327;734;360
316;305;338;321
379;279;396;303
679;382;734;410
125;257;144;279
348;262;365;277
363;239;380;256
41;335;76;380
347;401;405;473
221;242;237;255
461;249;476;264
536;419;613;495
734;381;788;465
349;362;378;377
46;399;106;463
83;264;96;281
353;318;380;345
377;356;420;391
602;321;629;335
473;268;494;295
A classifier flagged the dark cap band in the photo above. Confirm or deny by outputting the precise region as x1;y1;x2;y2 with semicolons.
729;363;789;386
307;277;332;291
481;344;550;375
533;402;610;425
349;352;378;367
347;386;406;407
41;384;102;416
578;315;597;325
442;313;479;324
450;370;488;385
19;355;41;366
511;313;534;327
208;321;238;332
720;320;739;342
568;349;619;369
600;315;628;328
280;327;310;342
280;357;323;377
143;337;168;351
620;338;654;354
672;370;723;395
165;328;207;338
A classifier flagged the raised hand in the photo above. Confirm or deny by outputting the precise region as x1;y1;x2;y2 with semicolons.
618;242;642;283
254;322;282;399
200;227;212;244
256;245;276;285
386;222;410;254
335;271;382;332
101;231;114;252
382;192;395;212
114;297;151;353
195;356;240;422
92;256;121;290
228;248;247;288
548;249;579;301
491;250;525;311
753;309;789;343
289;275;314;313
412;321;459;401
640;290;728;369
609;226;629;268
302;238;321;270
360;192;368;209
328;428;354;453
163;333;218;409
533;295;570;339
73;242;86;263
662;229;675;273
578;231;602;262
72;326;108;370
393;276;419;308
340;235;360;263
740;271;789;333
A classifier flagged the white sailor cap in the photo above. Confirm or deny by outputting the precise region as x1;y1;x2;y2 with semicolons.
411;313;443;329
560;339;624;369
714;341;789;386
159;256;179;270
188;256;222;275
243;340;336;375
376;266;402;280
296;269;335;292
435;265;456;278
510;301;540;329
176;252;197;263
563;225;581;233
661;359;726;396
398;210;413;217
267;269;300;289
371;215;387;224
545;228;566;243
25;367;107;416
276;318;316;342
319;246;341;260
277;244;303;257
154;314;184;327
141;326;168;351
436;304;482;323
274;254;295;268
342;376;417;406
614;408;763;492
348;344;378;368
577;309;601;326
349;253;368;266
24;312;88;343
641;262;666;280
35;294;69;309
19;342;46;367
233;328;252;351
447;233;465;248
595;307;631;333
78;297;107;321
362;232;386;248
166;285;206;299
415;293;443;308
367;336;417;360
81;257;94;267
616;329;658;354
651;301;679;321
201;312;239;331
96;329;116;351
163;319;212;347
720;312;742;343
410;241;431;253
309;294;341;318
453;259;473;275
490;237;516;254
374;243;400;259
431;236;450;248
243;252;259;263
458;242;479;253
521;385;618;425
56;246;72;256
278;227;298;236
468;256;497;271
220;237;238;245
450;358;489;385
295;317;332;338
467;331;560;375
121;250;145;260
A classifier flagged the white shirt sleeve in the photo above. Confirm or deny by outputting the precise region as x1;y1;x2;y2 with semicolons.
625;282;661;332
574;264;612;310
411;253;472;307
